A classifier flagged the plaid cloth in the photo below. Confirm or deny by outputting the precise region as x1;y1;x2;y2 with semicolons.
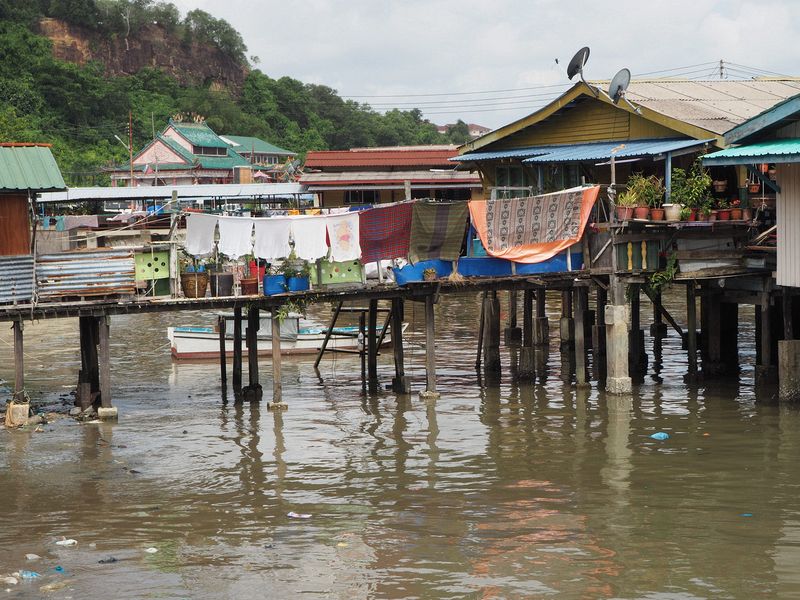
359;201;414;263
408;200;469;264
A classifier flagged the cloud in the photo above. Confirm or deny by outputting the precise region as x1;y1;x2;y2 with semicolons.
170;0;800;128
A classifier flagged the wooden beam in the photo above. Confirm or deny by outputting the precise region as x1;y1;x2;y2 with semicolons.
368;298;378;389
268;312;286;409
314;300;343;369
218;315;227;386
391;298;410;393
686;283;698;374
12;320;23;401
233;306;242;390
421;294;439;398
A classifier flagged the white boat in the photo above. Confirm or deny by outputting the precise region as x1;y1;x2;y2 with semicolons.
167;314;401;360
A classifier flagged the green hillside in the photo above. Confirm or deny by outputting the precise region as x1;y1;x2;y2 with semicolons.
0;0;471;185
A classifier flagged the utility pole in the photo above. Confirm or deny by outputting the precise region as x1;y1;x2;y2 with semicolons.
719;59;724;80
128;110;134;188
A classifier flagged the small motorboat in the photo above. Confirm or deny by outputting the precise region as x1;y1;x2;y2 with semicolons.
167;313;402;360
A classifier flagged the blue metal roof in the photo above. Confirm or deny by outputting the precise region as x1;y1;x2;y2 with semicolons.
452;138;714;164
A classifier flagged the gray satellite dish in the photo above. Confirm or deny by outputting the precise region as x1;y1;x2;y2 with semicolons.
608;68;631;103
607;68;641;113
567;47;590;80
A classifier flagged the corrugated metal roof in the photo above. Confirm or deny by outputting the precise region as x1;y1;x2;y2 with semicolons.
169;119;229;148
455;138;712;164
304;148;461;168
523;138;714;164
221;135;296;156
0;145;66;192
621;79;800;135
0;255;34;304
36;249;136;300
300;170;480;185
703;138;800;165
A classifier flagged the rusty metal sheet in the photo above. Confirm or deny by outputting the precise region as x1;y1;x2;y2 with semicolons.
0;255;34;304
36;249;136;300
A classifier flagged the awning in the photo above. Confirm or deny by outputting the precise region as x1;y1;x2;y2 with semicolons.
452;138;715;164
703;138;800;166
0;144;66;192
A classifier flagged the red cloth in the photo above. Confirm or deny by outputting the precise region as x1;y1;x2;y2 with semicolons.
358;201;414;263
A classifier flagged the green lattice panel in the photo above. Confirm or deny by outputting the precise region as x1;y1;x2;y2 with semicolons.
135;251;170;280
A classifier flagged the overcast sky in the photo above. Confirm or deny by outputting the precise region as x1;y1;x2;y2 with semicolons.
172;0;800;129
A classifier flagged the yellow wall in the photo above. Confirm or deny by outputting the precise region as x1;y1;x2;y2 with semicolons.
492;97;679;150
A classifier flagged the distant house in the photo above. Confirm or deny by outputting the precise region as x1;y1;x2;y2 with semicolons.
219;135;296;167
437;123;492;139
108;118;294;186
300;145;483;207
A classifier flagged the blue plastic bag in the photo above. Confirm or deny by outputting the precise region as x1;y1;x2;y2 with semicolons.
650;432;670;440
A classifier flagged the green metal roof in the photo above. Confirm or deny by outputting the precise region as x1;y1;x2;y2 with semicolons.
196;150;251;170
703;138;800;166
158;135;197;163
169;119;229;149
221;135;295;156
0;145;66;192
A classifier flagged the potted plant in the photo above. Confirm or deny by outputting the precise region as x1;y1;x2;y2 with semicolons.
679;207;692;221
671;162;712;222
284;261;311;292
697;204;712;222
264;263;288;296
644;175;666;220
423;267;438;282
716;198;731;221
615;190;637;221
180;253;209;298
624;173;651;220
729;198;743;220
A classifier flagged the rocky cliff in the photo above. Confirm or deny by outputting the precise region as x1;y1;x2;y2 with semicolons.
36;18;248;91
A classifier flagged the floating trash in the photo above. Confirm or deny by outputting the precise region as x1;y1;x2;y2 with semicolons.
53;566;64;574
650;432;670;441
144;547;159;554
98;557;118;564
740;513;753;517
39;581;68;593
55;538;77;547
18;570;40;579
24;554;40;561
1;576;17;585
287;512;312;519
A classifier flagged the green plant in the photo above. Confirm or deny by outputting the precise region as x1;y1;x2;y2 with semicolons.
670;161;712;208
717;197;730;209
625;173;665;208
679;207;692;221
267;262;284;276
616;191;638;208
275;298;306;322
646;252;678;296
280;260;311;278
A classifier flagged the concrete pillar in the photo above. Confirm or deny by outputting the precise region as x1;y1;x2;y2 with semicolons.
779;340;800;402
574;287;588;387
420;294;440;400
605;279;631;394
756;294;778;385
560;290;575;346
97;315;117;419
12;320;23;402
268;313;287;410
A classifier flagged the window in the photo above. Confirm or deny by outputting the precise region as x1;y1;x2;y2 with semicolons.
495;164;534;197
344;190;380;205
192;146;227;156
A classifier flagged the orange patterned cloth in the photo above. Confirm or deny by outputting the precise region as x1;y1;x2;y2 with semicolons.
468;186;599;263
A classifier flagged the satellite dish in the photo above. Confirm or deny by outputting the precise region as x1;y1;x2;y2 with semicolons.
608;68;631;103
567;47;590;80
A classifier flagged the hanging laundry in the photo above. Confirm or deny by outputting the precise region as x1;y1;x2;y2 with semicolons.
185;213;218;256
63;215;99;230
290;216;328;261
253;217;291;261
408;201;469;264
468;186;600;263
359;201;413;263
326;213;360;262
217;216;254;259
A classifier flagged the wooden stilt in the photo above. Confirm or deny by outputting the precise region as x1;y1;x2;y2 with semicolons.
592;285;607;381
720;301;739;372
534;289;549;346
504;290;521;344
519;289;535;378
78;316;99;409
756;293;777;384
560;290;574;346
475;290;486;370
483;291;501;376
218;315;227;386
367;298;378;390
686;283;698;377
233;306;243;392
420;294;440;399
784;291;794;341
391;298;410;393
97;316;112;409
314;300;343;368
268;312;287;410
12;320;23;402
649;290;668;337
703;292;723;375
359;311;366;390
628;284;646;376
244;307;262;401
574;286;588;386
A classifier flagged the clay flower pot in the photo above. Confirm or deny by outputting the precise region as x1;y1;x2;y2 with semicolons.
180;272;209;298
633;206;650;220
716;209;731;221
240;277;259;295
730;208;743;220
649;207;666;221
615;206;634;221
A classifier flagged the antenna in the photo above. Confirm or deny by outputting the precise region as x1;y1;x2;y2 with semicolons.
608;68;640;114
566;46;601;97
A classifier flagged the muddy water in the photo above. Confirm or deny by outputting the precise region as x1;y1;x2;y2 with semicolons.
1;290;799;599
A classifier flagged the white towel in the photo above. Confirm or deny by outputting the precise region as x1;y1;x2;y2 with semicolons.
290;216;328;261
185;213;217;256
253;217;291;261
217;216;254;259
326;213;360;261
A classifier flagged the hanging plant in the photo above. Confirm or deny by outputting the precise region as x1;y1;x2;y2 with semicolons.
646;252;678;296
